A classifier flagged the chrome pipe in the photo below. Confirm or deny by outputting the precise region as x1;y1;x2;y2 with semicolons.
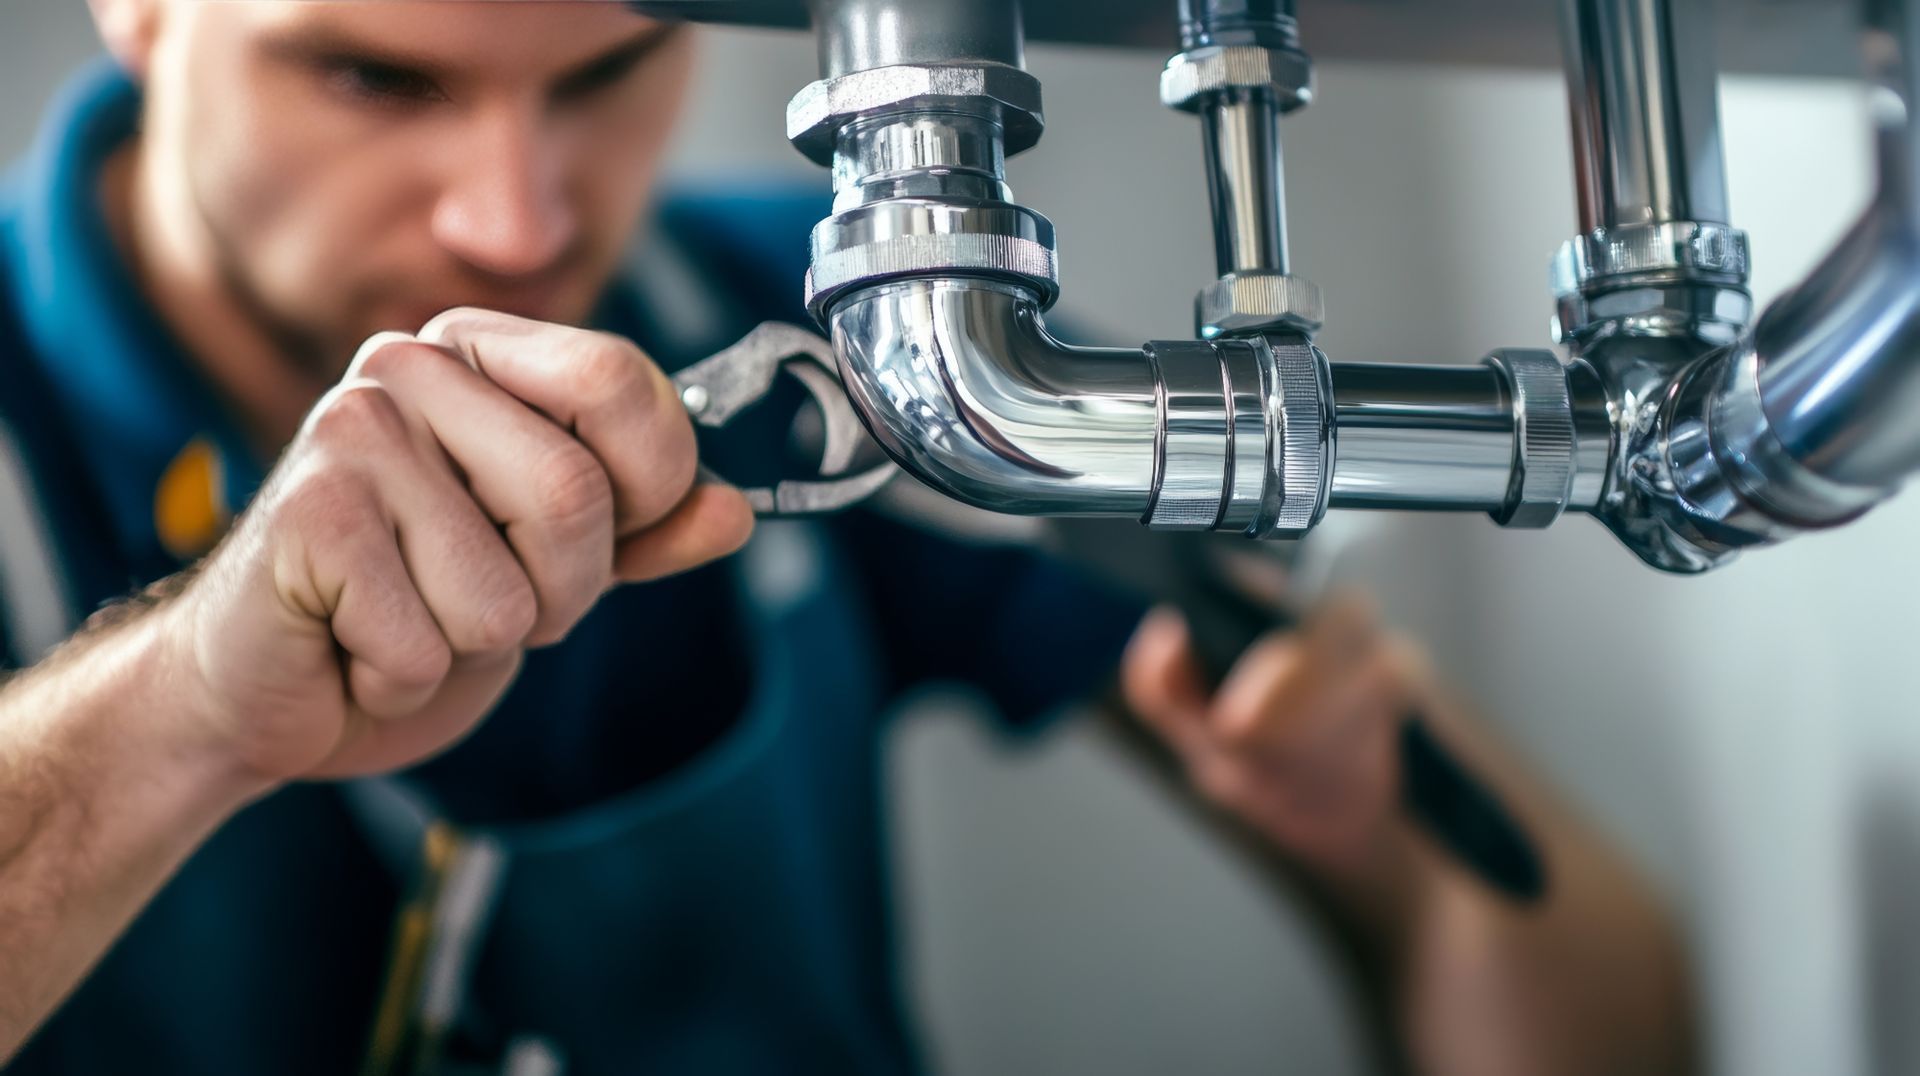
1748;0;1920;492
1329;365;1516;511
827;278;1334;534
829;279;1162;517
1553;0;1750;347
1165;0;1321;338
1583;0;1920;571
1328;359;1609;517
1558;0;1729;231
1201;94;1293;277
811;0;1023;80
1699;0;1920;509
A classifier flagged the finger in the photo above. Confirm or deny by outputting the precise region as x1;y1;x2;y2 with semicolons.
1208;591;1383;757
1208;632;1317;759
313;652;523;777
353;337;614;646
288;468;452;720
308;381;538;657
1119;606;1212;751
1304;588;1381;666
417;308;696;535
612;482;756;583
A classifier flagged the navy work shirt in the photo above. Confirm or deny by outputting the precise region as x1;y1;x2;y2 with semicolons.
0;60;1144;1074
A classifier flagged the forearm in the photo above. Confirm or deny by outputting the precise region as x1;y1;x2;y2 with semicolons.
0;604;262;1060
1379;684;1696;1076
1100;673;1696;1076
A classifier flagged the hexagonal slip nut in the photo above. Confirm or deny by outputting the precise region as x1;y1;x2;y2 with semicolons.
1160;45;1313;113
786;63;1044;165
1197;273;1324;337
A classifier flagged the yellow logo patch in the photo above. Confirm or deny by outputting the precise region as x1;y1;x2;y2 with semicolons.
153;436;231;560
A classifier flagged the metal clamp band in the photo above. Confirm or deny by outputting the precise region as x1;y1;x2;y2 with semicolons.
1145;340;1233;530
1217;339;1269;531
805;199;1061;321
1160;44;1313;113
1257;339;1332;536
1198;272;1325;337
1551;221;1751;298
1485;348;1577;528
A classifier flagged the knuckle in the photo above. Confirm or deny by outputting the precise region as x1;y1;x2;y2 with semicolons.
281;463;380;545
387;631;453;689
1216;709;1268;752
530;442;613;526
564;333;650;410
1196;761;1247;807
355;337;448;383
417;306;489;342
471;576;538;652
308;380;407;447
346;331;420;378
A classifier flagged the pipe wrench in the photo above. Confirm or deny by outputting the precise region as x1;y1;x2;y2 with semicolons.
672;322;897;516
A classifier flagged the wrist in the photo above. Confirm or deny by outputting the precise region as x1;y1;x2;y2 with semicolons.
140;599;284;809
14;603;279;828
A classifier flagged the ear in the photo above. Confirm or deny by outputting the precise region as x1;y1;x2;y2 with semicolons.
88;0;163;80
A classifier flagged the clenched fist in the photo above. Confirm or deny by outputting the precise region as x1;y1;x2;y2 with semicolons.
159;308;753;784
1121;592;1429;883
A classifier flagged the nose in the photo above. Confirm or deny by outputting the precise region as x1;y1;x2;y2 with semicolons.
430;105;578;279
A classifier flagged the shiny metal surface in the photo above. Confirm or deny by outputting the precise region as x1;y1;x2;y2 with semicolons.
1577;0;1920;571
1160;46;1313;114
1554;0;1750;341
1146;340;1238;528
1196;273;1324;337
1167;0;1323;340
1560;0;1728;231
804;196;1060;319
1328;364;1517;512
673;321;898;516
830;280;1161;516
785;61;1043;165
1550;220;1749;297
1750;200;1920;492
810;0;1024;79
1485;349;1579;528
746;0;1915;572
828;279;1331;535
1264;338;1333;532
1197;95;1293;276
831;113;1008;210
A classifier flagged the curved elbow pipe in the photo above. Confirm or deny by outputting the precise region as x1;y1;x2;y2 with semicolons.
828;279;1161;517
828;277;1349;534
1653;0;1920;548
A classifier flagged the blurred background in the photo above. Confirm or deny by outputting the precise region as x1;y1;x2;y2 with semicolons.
6;4;1918;1075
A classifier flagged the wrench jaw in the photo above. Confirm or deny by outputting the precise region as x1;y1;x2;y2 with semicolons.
674;322;898;518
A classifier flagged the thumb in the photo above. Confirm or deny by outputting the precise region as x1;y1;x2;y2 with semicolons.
1121;606;1212;749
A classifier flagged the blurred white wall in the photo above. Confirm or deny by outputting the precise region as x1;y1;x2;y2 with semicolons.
6;5;1918;1075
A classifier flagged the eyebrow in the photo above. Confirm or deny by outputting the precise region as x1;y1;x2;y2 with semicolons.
256;19;681;97
551;23;684;97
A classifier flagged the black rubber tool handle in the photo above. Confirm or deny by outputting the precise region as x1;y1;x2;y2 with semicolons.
1174;557;1548;905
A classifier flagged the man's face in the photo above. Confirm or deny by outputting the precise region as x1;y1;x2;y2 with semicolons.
136;2;695;372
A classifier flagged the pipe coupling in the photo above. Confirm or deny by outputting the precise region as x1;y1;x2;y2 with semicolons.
1142;334;1330;535
1160;44;1314;112
1198;271;1324;337
1551;221;1753;341
1483;349;1578;528
786;62;1044;166
804;198;1061;323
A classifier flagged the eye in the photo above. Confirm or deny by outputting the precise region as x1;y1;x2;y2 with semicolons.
327;60;447;107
